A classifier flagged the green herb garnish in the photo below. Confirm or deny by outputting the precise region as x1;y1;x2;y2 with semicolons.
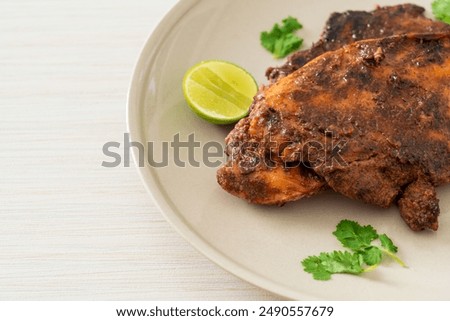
301;220;407;281
432;0;450;24
260;16;303;59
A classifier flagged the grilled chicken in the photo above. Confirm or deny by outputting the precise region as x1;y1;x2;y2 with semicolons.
267;4;450;82
217;33;450;231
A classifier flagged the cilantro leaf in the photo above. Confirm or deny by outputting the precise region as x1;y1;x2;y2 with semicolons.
320;251;364;274
302;255;332;280
432;0;450;24
378;233;406;267
260;29;280;53
379;233;398;253
302;251;364;280
279;16;302;33
361;246;382;266
273;33;303;59
333;220;379;251
301;219;407;281
260;16;303;58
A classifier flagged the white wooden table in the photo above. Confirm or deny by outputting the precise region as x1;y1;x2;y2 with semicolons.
0;0;278;300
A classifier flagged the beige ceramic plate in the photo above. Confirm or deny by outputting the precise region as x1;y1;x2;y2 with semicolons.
127;0;450;299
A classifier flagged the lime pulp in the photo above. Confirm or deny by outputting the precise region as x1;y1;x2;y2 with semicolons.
182;60;258;125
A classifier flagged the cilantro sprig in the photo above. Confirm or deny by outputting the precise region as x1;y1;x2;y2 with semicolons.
432;0;450;24
260;16;303;59
301;220;407;281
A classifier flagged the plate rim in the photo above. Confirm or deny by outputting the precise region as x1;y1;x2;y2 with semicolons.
125;0;320;300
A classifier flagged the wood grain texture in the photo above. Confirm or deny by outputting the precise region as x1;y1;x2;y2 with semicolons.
0;0;279;300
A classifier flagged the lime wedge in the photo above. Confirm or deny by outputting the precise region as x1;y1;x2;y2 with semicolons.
182;60;258;125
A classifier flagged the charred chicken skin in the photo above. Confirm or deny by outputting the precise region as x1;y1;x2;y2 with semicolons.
266;4;450;82
217;33;450;231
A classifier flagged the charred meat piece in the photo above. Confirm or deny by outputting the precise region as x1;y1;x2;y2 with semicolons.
217;33;450;231
266;4;450;82
257;4;450;211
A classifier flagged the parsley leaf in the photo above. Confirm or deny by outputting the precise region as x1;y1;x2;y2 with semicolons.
302;219;407;281
260;16;303;58
332;219;378;251
432;0;450;24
